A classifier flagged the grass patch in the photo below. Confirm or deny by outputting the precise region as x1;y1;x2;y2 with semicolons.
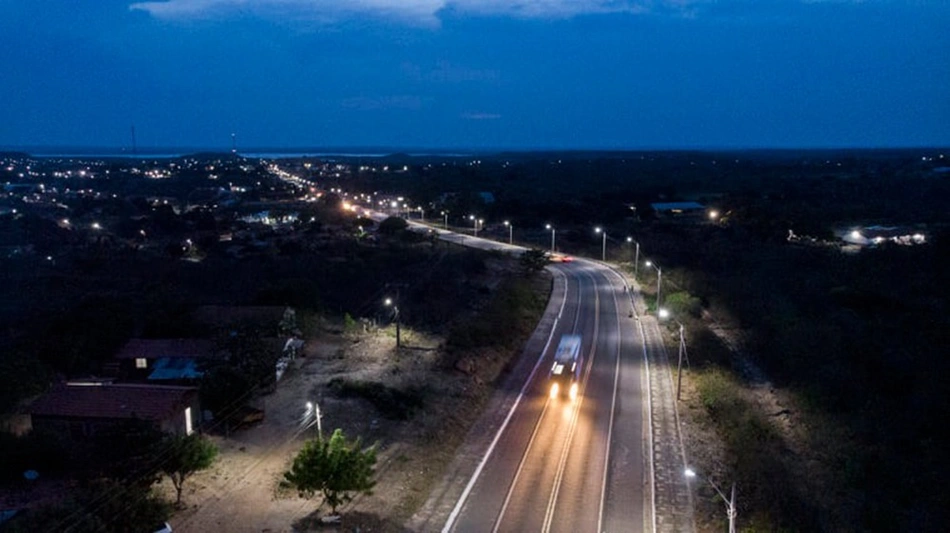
327;378;425;421
694;368;818;532
446;276;548;352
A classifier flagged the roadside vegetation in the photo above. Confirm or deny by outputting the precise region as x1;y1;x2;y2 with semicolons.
647;221;950;530
2;150;947;531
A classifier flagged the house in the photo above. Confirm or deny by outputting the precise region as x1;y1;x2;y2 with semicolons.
29;382;199;438
113;338;224;381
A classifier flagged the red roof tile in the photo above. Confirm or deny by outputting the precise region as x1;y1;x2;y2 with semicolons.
29;383;197;421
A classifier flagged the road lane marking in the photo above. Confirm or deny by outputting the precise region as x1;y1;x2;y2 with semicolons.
442;270;570;533
542;268;598;533
491;396;552;533
597;270;625;533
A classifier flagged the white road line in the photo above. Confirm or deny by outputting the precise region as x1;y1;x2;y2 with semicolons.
492;397;552;533
637;316;657;533
441;270;570;533
597;271;624;533
542;269;598;533
602;263;658;533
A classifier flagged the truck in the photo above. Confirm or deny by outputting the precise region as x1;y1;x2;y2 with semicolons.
549;334;582;400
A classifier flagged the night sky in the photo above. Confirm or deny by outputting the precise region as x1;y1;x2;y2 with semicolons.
2;1;948;150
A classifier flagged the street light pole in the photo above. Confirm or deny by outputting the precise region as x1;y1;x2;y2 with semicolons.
504;221;513;244
646;260;662;311
685;469;736;533
595;227;607;261
305;401;323;439
442;210;449;230
635;242;640;277
676;322;688;400
545;224;556;252
384;293;401;349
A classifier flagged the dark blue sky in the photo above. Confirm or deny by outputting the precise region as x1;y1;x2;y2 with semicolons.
2;1;948;150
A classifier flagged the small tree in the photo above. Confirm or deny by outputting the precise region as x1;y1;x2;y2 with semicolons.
520;248;550;275
378;216;408;236
160;433;218;506
284;429;377;515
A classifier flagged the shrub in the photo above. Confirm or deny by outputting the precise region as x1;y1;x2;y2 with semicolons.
327;378;425;420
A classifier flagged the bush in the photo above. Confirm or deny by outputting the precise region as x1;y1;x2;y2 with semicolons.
327;378;425;420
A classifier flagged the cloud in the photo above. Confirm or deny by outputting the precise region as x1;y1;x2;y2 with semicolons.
341;95;424;111
128;0;690;24
129;0;901;25
461;112;502;120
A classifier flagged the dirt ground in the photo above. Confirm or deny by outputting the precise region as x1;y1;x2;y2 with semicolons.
161;329;453;533
165;267;535;532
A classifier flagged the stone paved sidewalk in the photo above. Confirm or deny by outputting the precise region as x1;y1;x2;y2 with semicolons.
625;273;695;533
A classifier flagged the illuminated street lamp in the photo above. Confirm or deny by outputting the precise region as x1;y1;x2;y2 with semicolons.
659;311;689;400
304;401;323;438
469;215;481;236
594;227;607;261
685;468;736;533
645;260;662;312
441;210;449;230
545;224;556;252
503;221;513;245
384;296;401;348
628;237;640;276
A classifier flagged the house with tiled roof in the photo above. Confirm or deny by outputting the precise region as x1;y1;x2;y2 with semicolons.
29;382;199;438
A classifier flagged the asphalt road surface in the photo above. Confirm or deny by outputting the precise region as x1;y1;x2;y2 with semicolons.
442;258;650;533
366;213;658;532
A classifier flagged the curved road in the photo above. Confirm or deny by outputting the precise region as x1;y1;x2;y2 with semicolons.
370;215;692;533
442;259;650;533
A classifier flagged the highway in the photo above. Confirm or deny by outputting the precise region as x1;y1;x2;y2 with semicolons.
368;214;691;533
441;258;650;532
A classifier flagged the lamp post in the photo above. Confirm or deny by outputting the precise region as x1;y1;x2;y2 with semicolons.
304;401;323;438
685;468;736;533
384;296;401;349
660;312;689;401
442;210;449;230
545;224;556;252
504;221;513;245
595;227;607;261
645;260;662;312
469;215;481;236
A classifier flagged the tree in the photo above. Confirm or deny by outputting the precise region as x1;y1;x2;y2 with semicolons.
284;429;377;515
3;479;171;533
519;248;550;275
160;433;218;506
377;216;408;236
